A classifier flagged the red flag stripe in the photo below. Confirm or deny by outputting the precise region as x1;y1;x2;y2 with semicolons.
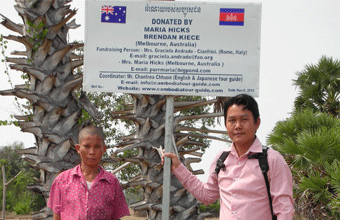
220;13;244;22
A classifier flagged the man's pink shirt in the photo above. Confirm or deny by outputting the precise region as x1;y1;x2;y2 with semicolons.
173;138;294;220
48;164;130;220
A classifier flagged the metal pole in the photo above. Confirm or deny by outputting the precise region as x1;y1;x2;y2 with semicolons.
2;166;6;220
162;95;174;220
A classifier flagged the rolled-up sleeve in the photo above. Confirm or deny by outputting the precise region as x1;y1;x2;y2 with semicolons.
173;162;220;205
268;150;295;220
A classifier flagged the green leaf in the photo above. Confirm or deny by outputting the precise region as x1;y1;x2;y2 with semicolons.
299;173;332;203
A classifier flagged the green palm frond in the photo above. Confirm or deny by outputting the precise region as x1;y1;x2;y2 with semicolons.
293;56;340;116
299;173;332;204
269;56;340;219
328;194;340;218
324;160;340;193
291;154;312;171
297;127;340;165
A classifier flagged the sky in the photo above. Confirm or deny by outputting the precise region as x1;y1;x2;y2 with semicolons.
1;0;340;181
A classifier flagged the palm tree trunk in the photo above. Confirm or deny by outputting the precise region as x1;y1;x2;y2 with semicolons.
0;1;90;219
107;94;229;219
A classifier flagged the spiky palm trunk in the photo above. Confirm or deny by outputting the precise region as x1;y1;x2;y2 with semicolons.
0;1;95;219
107;94;229;219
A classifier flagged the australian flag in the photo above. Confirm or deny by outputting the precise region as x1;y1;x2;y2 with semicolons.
219;8;244;26
101;5;126;23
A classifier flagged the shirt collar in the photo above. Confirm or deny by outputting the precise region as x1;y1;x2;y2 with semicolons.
230;136;263;156
70;164;82;177
70;164;115;184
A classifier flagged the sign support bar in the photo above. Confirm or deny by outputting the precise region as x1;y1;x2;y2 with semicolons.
162;95;174;220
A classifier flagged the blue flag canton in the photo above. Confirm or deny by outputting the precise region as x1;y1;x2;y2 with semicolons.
101;5;126;23
220;8;245;14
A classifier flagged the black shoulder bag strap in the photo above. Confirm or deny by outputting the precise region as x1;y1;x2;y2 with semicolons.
248;147;277;220
214;151;229;175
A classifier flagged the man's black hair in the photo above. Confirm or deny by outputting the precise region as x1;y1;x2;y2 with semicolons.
224;94;260;124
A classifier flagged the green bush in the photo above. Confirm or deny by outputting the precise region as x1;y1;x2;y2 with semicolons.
0;143;46;214
199;200;220;216
268;110;340;218
13;201;32;215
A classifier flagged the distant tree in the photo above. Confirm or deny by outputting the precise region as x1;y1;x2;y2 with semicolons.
267;109;340;219
293;56;340;117
0;142;24;176
0;142;45;214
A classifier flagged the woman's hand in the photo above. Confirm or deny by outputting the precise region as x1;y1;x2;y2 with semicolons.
162;151;181;171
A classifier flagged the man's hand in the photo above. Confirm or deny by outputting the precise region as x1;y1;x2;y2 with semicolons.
53;213;61;220
162;151;181;171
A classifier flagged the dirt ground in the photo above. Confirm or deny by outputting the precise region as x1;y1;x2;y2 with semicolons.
0;211;32;220
0;210;219;220
121;210;219;220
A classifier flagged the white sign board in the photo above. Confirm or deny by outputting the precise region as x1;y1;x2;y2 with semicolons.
84;1;261;96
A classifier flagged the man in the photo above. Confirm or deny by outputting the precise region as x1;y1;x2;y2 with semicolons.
163;94;294;219
48;125;130;220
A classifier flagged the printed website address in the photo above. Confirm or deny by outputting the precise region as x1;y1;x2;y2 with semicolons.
117;86;223;93
140;80;221;87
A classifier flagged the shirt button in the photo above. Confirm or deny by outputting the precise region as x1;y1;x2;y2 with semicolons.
234;178;238;181
232;211;235;214
238;162;241;165
233;194;236;197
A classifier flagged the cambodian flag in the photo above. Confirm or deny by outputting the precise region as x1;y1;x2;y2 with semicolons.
101;5;126;23
219;8;244;26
